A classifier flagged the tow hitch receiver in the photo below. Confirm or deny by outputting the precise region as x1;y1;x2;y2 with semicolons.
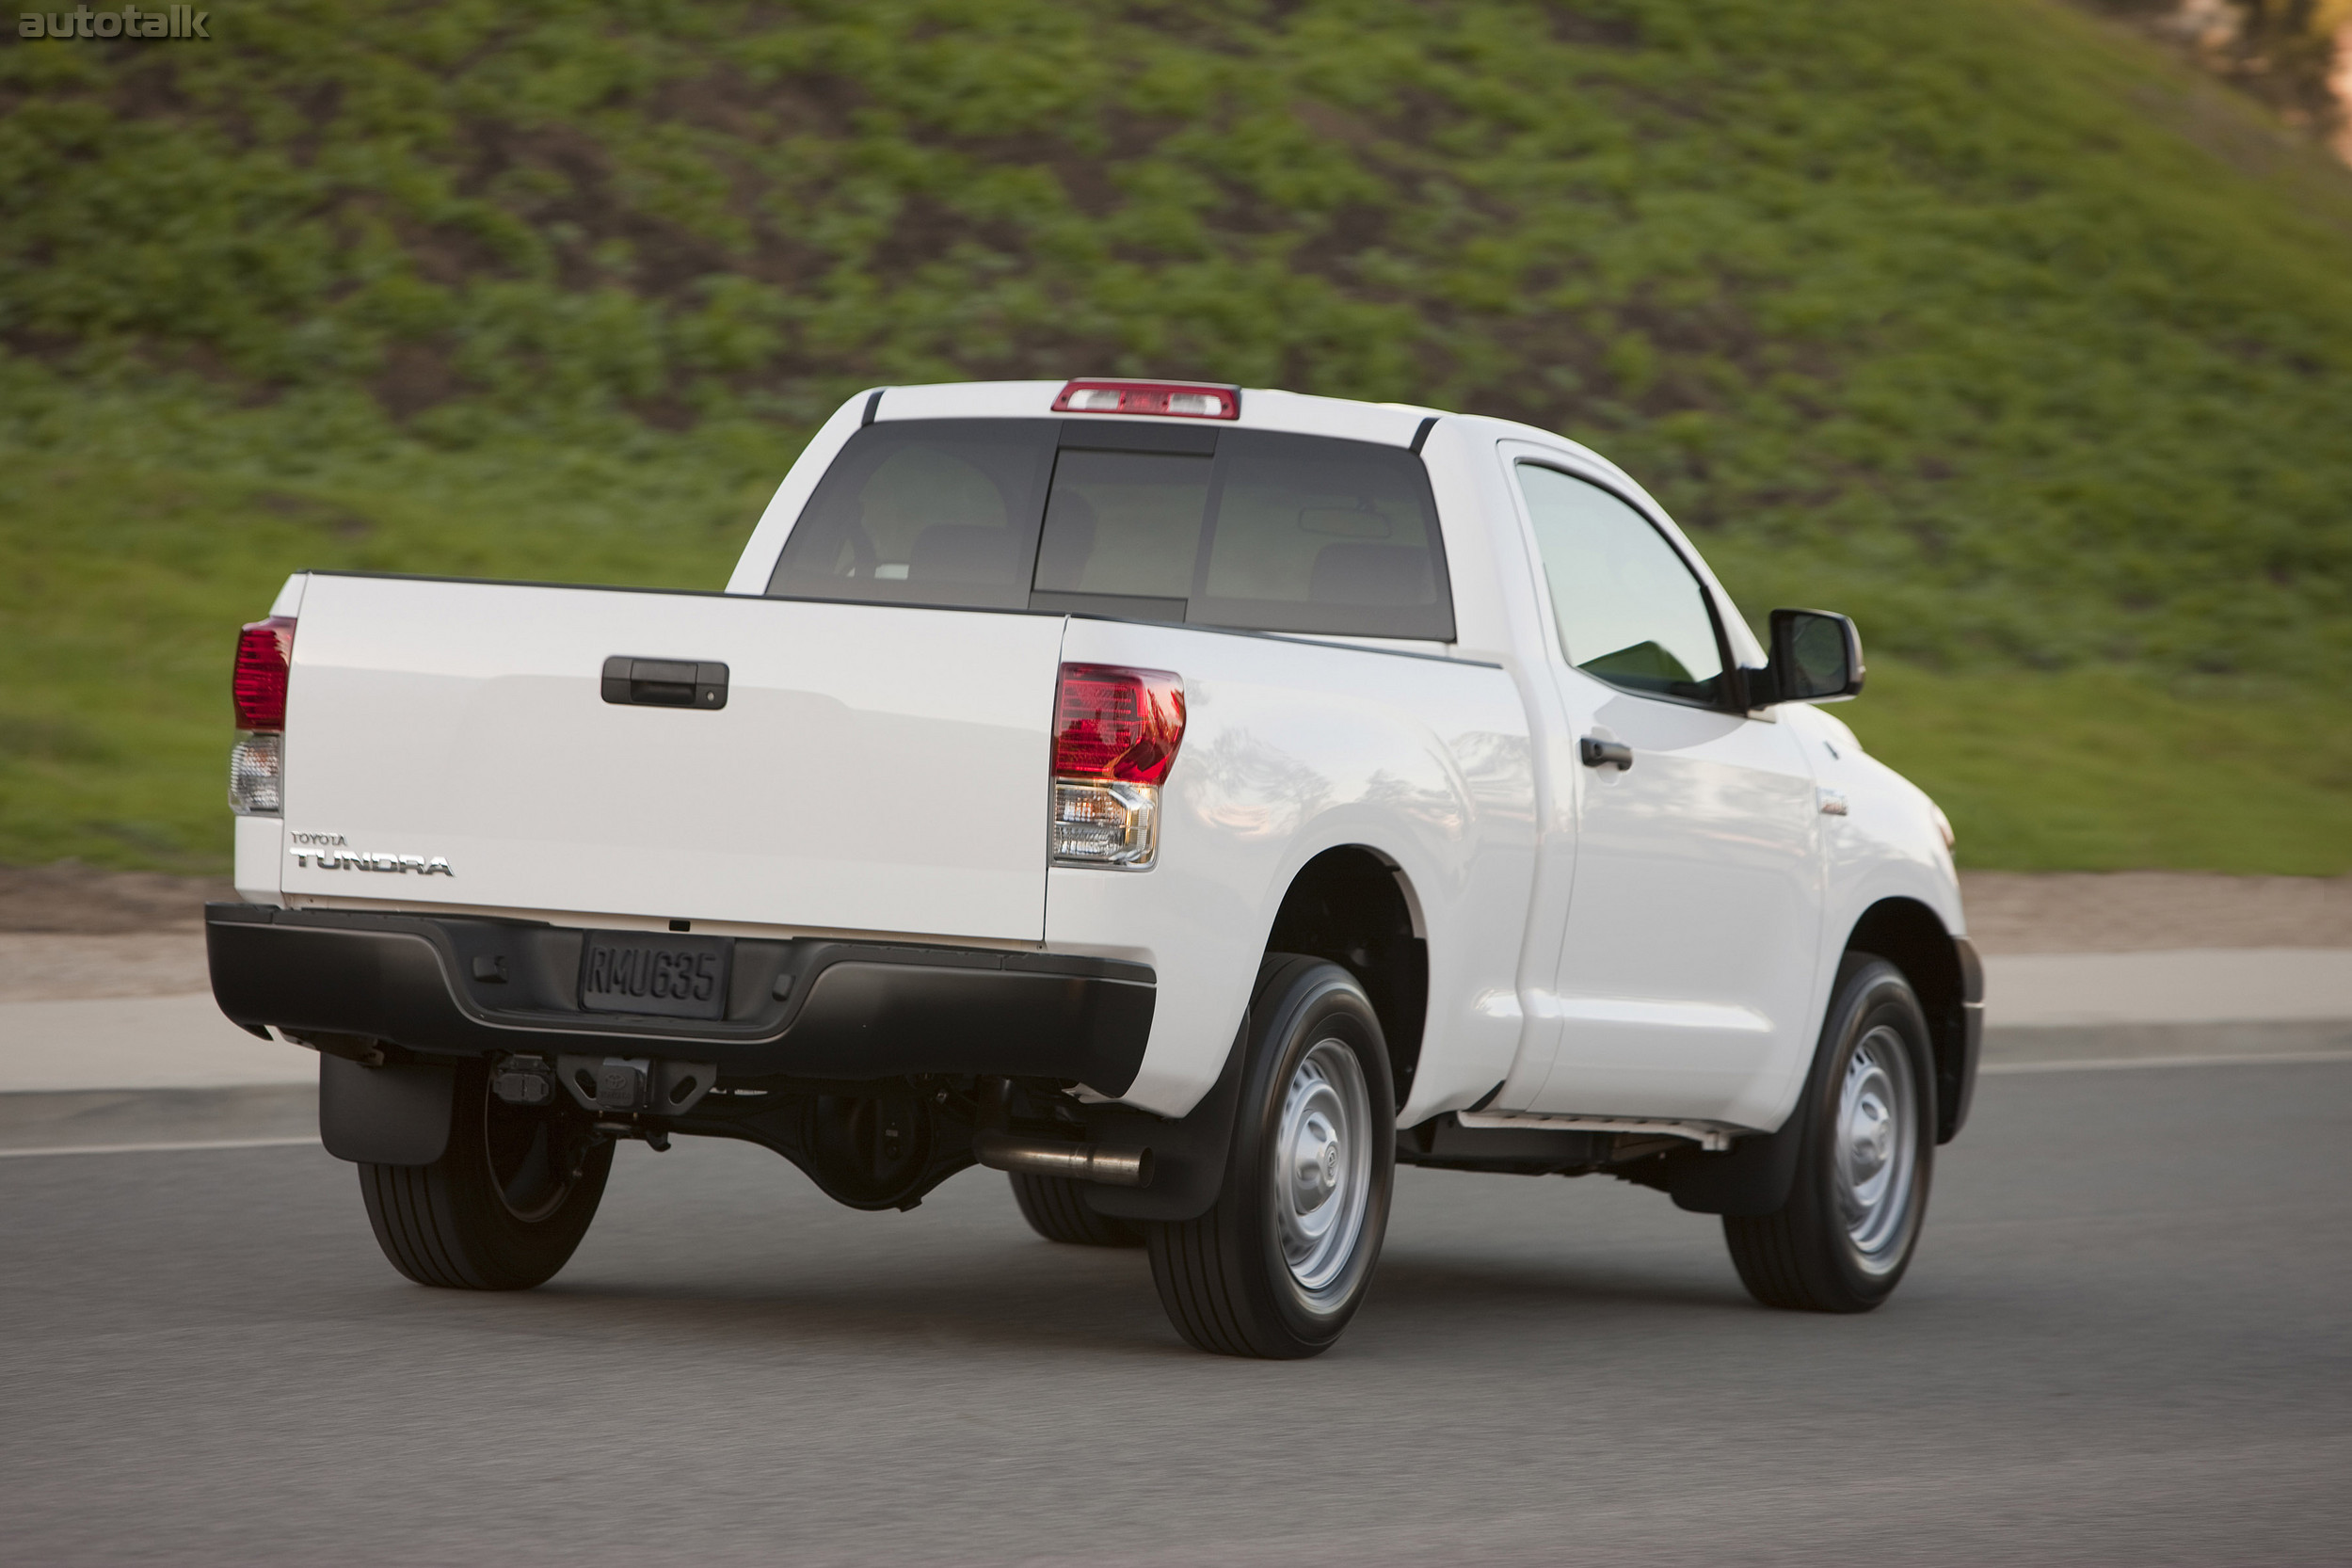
535;1054;719;1117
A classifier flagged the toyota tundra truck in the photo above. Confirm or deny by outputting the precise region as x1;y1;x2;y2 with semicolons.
207;376;1983;1358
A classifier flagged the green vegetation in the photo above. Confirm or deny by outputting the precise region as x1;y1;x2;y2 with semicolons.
3;0;2349;873
1846;664;2352;874
0;377;765;872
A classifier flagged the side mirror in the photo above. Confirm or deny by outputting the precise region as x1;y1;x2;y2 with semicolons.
1756;608;1864;706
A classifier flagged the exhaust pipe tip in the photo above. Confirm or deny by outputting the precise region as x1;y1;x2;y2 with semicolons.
971;1130;1153;1189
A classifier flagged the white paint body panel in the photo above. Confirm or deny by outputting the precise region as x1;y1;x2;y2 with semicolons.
1795;700;1970;998
1043;619;1534;1118
280;575;1064;941
249;381;1966;1136
232;813;284;906
1527;677;1825;1128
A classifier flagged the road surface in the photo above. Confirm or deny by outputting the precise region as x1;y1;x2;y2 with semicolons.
3;1055;2347;1564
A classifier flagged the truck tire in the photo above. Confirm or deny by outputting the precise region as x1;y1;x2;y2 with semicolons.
1008;1171;1145;1247
1144;955;1395;1358
1723;956;1934;1313
359;1060;614;1290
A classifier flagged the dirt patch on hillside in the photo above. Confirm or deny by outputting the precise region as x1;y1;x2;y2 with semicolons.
1958;872;2352;953
0;933;211;1001
0;863;234;934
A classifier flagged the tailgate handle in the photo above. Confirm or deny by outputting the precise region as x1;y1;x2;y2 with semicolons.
601;656;728;711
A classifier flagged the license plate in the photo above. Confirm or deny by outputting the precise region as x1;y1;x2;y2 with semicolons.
578;931;731;1020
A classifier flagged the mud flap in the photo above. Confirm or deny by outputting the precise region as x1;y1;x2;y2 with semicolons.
1658;1123;1805;1217
319;1054;454;1166
1079;1016;1249;1225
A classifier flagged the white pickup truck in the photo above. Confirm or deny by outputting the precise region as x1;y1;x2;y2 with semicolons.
209;377;1982;1358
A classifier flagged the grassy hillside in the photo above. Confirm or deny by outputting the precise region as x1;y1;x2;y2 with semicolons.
3;0;2350;874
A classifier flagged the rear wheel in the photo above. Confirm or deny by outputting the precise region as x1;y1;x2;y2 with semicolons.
1145;956;1395;1358
1008;1172;1145;1247
1723;956;1934;1313
360;1060;614;1290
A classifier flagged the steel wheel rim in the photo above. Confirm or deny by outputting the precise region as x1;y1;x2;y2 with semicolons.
1835;1025;1918;1272
1272;1038;1372;1300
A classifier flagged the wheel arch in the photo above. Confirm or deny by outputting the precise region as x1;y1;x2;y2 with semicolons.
1264;845;1429;1107
1844;896;1975;1144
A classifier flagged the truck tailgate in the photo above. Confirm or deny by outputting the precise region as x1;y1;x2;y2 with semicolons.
280;574;1063;940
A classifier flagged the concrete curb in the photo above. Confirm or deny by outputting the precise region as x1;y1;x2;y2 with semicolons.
0;992;312;1093
1981;1018;2352;1065
1980;949;2352;1030
0;1084;316;1155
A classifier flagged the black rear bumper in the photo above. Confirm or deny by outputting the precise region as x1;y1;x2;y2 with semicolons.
205;904;1156;1096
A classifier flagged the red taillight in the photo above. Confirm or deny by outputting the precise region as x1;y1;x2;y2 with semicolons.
1052;379;1240;421
1054;664;1186;785
233;616;296;731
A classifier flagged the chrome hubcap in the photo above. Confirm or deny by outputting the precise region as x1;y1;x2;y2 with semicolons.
1835;1026;1918;1272
1272;1039;1372;1299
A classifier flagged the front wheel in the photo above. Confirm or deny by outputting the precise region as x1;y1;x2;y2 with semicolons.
1723;956;1935;1312
360;1060;614;1290
1145;955;1396;1358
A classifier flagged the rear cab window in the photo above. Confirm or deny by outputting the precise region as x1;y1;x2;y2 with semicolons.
768;419;1455;641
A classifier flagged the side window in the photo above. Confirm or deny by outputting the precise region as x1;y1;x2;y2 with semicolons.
768;421;1056;609
1516;463;1727;707
1192;432;1454;641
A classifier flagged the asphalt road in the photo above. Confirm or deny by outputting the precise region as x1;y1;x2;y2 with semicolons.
4;1058;2347;1566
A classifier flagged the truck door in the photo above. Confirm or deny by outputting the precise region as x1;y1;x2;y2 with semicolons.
1507;459;1824;1126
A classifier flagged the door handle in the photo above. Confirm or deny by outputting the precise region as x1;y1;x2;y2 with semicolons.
601;656;729;710
1579;735;1633;771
